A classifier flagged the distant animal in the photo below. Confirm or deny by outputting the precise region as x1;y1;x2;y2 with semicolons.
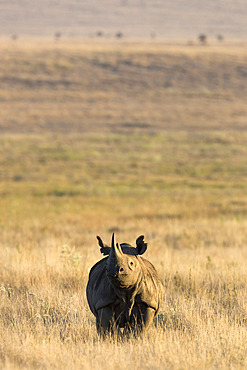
86;233;163;337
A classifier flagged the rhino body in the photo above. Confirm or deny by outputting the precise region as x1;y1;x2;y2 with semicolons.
86;234;163;336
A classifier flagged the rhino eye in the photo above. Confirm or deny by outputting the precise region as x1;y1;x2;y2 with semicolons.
119;267;124;272
129;261;134;266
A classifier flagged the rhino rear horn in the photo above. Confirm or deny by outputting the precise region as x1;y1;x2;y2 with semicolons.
136;235;147;255
116;242;123;255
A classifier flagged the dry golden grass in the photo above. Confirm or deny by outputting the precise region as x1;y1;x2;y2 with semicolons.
1;219;247;369
0;40;247;369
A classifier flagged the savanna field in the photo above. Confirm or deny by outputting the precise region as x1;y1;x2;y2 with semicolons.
0;39;247;369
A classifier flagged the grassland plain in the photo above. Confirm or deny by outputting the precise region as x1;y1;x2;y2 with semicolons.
0;40;247;369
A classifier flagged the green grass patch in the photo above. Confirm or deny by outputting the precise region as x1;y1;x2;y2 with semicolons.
0;131;247;222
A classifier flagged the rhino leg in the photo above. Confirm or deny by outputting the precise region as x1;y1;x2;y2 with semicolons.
96;306;120;338
140;305;156;332
126;303;156;336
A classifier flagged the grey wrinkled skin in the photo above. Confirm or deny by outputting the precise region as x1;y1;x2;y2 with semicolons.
86;233;163;337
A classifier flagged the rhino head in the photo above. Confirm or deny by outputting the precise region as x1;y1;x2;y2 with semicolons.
106;233;145;289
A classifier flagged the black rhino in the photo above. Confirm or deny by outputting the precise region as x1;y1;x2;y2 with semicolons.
86;233;163;336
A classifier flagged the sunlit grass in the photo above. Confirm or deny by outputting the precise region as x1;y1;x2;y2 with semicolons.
0;40;247;369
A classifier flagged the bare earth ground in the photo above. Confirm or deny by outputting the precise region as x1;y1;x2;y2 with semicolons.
0;40;247;368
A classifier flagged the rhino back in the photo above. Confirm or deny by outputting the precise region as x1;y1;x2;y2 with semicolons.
135;257;163;313
86;257;116;317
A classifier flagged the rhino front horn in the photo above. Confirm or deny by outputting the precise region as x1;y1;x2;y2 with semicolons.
110;233;116;259
111;232;115;249
110;233;123;259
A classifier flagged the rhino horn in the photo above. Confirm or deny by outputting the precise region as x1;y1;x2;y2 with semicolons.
116;242;123;255
110;233;123;260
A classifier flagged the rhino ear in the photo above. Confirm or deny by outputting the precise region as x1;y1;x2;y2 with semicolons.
136;235;147;255
96;236;111;255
